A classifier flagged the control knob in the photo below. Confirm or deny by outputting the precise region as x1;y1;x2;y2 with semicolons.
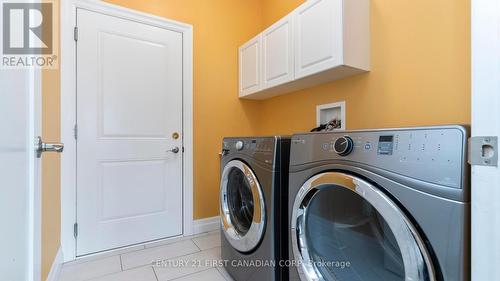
235;141;244;151
334;136;354;156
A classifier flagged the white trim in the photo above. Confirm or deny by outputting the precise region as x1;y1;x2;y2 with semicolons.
59;0;77;262
46;248;63;281
316;101;346;130
193;216;220;235
182;21;195;238
29;67;42;281
60;0;194;262
471;0;500;280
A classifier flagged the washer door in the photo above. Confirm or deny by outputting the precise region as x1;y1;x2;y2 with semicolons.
220;160;265;253
291;172;436;281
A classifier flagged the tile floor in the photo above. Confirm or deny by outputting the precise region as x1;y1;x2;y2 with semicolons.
58;231;233;281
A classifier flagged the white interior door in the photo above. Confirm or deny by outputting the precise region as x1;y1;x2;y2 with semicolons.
0;69;42;281
471;0;500;279
76;9;183;256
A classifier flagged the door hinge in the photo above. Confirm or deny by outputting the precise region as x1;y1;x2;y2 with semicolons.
468;136;498;167
73;124;78;140
182;146;185;153
73;223;78;238
74;26;79;41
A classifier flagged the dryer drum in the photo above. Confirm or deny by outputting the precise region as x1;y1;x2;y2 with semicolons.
227;167;254;235
291;172;436;281
220;160;266;253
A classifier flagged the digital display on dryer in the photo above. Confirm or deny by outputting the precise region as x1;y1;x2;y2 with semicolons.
377;135;394;155
250;140;257;150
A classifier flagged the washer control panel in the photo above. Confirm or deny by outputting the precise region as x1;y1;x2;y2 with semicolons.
222;137;276;165
291;126;467;189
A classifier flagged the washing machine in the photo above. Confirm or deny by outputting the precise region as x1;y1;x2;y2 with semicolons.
288;126;470;281
220;136;290;281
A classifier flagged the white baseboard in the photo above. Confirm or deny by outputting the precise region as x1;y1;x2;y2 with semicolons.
192;216;219;235
46;247;64;281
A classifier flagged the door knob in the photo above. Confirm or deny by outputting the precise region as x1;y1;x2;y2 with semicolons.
167;146;180;154
36;136;64;158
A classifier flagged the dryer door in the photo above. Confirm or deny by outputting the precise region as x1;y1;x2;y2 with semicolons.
220;160;266;253
291;172;436;281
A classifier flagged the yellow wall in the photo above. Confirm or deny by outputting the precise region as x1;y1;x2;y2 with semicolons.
256;0;470;135
41;1;61;278
41;69;61;280
41;0;470;280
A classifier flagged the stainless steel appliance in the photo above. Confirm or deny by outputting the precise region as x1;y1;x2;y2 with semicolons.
288;126;470;281
220;136;290;280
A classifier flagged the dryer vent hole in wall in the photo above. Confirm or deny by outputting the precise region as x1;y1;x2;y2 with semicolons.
316;101;346;131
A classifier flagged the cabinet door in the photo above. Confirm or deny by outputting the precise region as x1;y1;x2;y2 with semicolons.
261;15;294;89
239;35;261;96
294;0;343;79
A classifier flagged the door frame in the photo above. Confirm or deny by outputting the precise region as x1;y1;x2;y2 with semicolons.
31;68;42;281
471;0;500;279
60;0;194;262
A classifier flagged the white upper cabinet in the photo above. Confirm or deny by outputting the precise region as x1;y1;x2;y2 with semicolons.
239;35;261;97
238;0;370;100
294;0;343;79
261;14;294;90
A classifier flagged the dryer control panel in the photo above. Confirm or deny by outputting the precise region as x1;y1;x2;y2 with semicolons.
290;126;468;189
222;137;276;165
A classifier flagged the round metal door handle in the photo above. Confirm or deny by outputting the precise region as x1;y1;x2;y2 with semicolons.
36;136;64;158
167;146;180;153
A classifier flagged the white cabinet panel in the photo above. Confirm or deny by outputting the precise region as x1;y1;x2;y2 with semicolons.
294;0;343;79
262;15;294;89
239;35;261;96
